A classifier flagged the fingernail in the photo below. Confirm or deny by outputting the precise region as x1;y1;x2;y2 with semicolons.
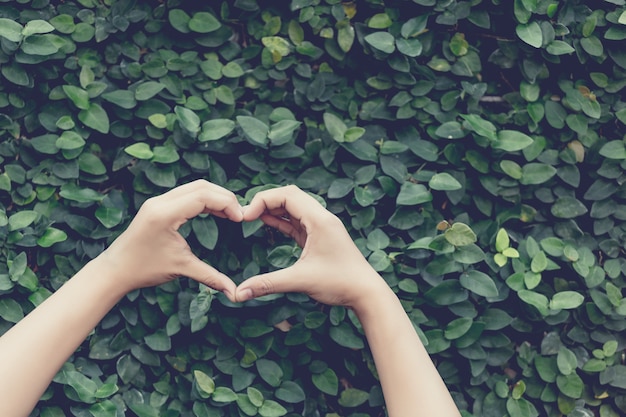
239;288;253;302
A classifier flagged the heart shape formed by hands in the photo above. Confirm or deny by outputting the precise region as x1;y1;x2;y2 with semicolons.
105;180;385;311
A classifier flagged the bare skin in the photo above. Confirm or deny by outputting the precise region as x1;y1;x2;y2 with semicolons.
0;181;460;417
235;185;461;417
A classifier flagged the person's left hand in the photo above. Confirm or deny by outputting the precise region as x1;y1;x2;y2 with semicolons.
99;180;243;301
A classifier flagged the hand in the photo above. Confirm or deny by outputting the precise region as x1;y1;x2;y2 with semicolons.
100;180;243;300
234;185;387;309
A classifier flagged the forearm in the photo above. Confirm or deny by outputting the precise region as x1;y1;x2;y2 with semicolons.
353;275;461;417
0;256;128;417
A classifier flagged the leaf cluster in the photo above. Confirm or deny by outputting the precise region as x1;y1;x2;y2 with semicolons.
1;0;626;416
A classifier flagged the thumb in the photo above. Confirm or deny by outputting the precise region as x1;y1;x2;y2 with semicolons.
182;257;237;303
235;265;303;302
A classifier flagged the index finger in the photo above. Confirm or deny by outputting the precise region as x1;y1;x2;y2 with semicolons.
157;181;243;226
242;185;326;224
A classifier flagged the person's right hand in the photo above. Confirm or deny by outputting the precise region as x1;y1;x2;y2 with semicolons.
234;185;387;309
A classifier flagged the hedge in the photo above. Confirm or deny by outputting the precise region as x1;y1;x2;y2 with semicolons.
1;0;626;416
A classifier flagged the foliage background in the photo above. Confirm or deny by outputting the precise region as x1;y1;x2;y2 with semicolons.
1;0;626;416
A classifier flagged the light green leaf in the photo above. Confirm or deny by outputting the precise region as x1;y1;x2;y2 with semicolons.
78;103;109;133
516;22;543;47
174;106;200;134
200;119;236;141
460;270;499;298
63;85;90;110
364;31;396;53
237;116;269;145
444;223;477;247
188;12;221;33
323;112;347;142
0;18;24;42
493;130;534;151
550;291;585;310
546;40;575;55
338;388;369;407
193;370;215;396
125;143;153;160
429;173;462;191
37;227;68;247
23;20;55;37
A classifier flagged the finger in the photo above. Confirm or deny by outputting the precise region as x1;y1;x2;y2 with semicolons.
235;265;305;302
164;188;243;225
243;185;320;223
183;257;237;302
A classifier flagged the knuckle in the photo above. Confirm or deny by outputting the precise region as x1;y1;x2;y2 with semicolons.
259;277;275;296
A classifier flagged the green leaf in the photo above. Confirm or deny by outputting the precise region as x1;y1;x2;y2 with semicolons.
169;9;191;33
95;207;123;228
276;381;306;403
188;12;221;33
329;322;365;349
200;119;236;141
599;141;626;159
256;359;283;387
444;317;473;339
37;227;68;247
396;37;422;57
496;228;510;252
364;32;396;53
56;131;86;150
125;143;153;159
258;400;287;417
444;223;477;247
557;346;578;375
8;210;39;231
516;22;543;48
435;121;465;139
551;197;588;218
312;368;338;395
518;290;549;316
0;298;24;323
338;25;356;52
192;217;218;250
396;182;432;205
460;270;499;298
102;90;137;109
323;112;347;142
531;251;548;273
368;13;393;29
506;398;539;417
64;370;98;403
344;126;365;142
493;130;534;151
78;103;109;134
63;85;90;110
237;116;269;145
550;291;585;310
461;114;497;140
135;82;165;101
556;373;584;398
546;40;575;55
193;370;215;396
338;388;369;407
23;20;55;37
212;387;238;403
262;36;291;60
268;120;301;145
174;106;200;134
429;173;462;191
22;34;63;56
0;18;24;42
127;403;159;417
